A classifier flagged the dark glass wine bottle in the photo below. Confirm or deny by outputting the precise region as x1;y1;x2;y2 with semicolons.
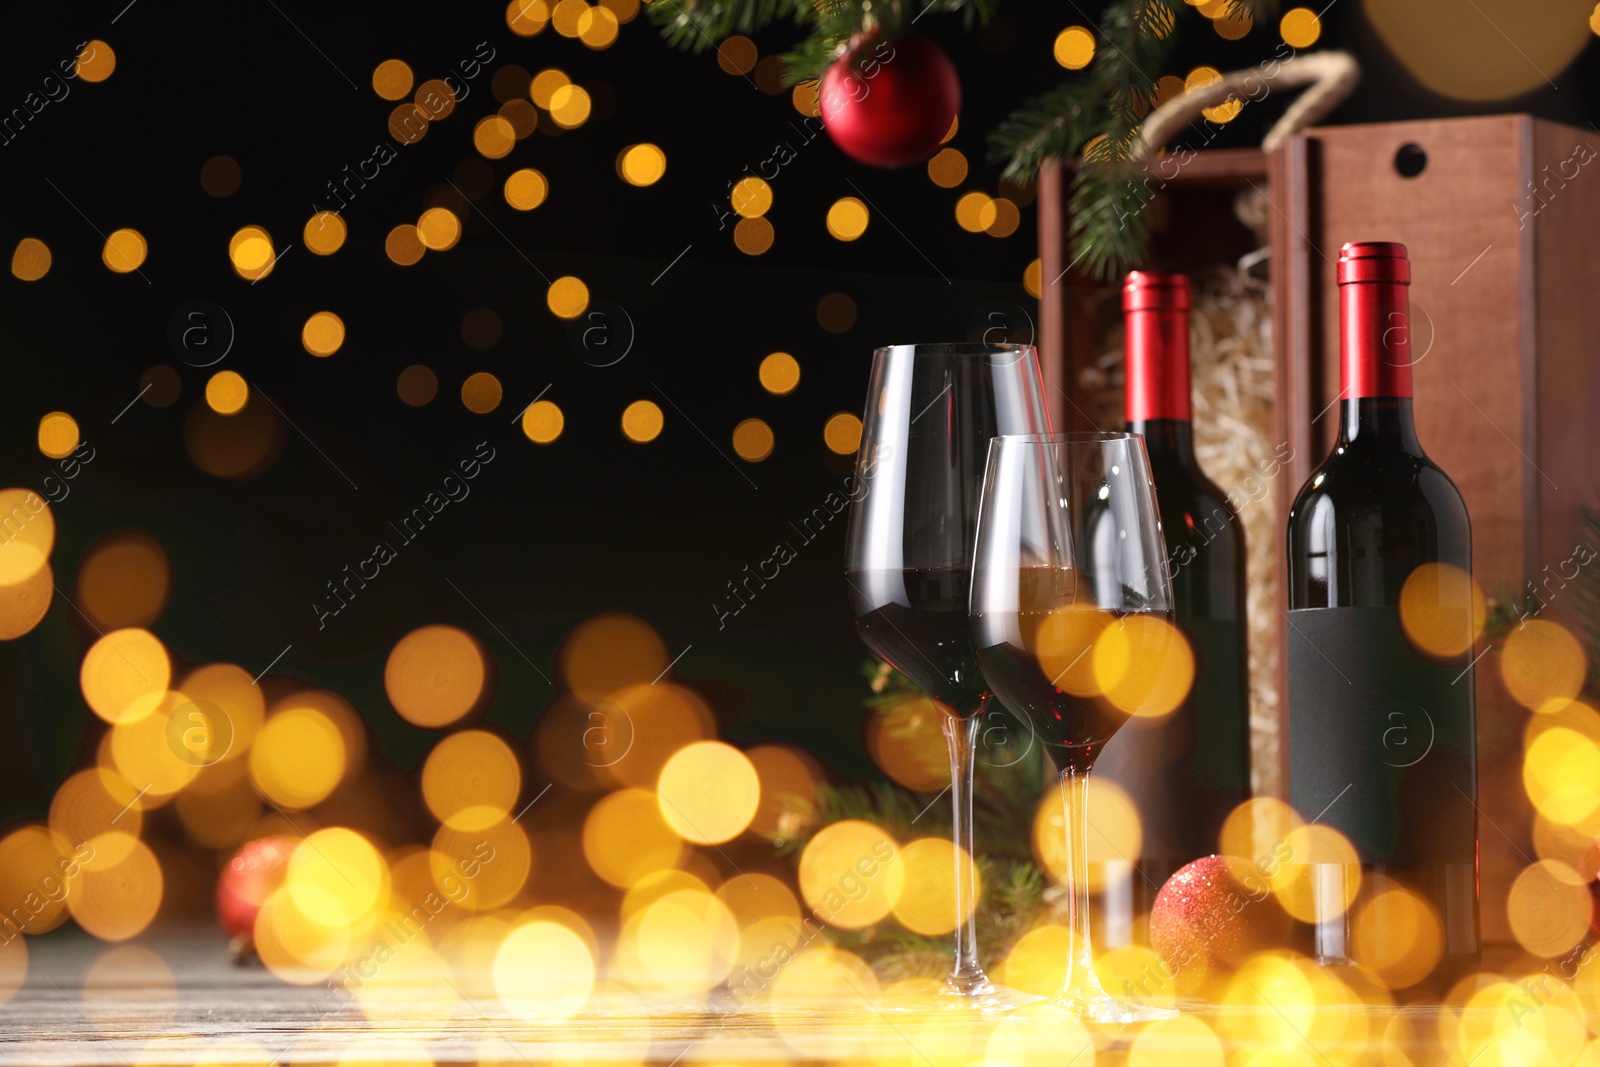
1285;242;1479;984
1092;271;1253;947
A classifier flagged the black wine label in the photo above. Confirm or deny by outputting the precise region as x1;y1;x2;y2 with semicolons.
1287;606;1477;864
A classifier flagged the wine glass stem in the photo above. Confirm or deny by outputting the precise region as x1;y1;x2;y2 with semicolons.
1059;766;1101;1003
942;713;992;995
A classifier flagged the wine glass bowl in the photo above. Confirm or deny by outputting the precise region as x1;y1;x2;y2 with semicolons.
844;342;1050;1009
970;432;1185;1023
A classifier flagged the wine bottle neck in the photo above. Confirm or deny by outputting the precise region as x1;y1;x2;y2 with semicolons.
1339;275;1414;402
1128;418;1197;464
1338;256;1420;447
1124;306;1191;422
1338;396;1421;448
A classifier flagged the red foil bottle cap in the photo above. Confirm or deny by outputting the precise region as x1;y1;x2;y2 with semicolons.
1337;242;1414;399
1123;271;1192;422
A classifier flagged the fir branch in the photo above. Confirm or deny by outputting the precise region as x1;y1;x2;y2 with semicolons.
650;0;998;85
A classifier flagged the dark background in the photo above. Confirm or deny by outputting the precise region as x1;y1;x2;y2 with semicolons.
3;0;1599;822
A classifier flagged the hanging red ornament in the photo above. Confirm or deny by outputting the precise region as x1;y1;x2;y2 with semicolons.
819;29;960;169
1148;855;1290;989
216;835;294;957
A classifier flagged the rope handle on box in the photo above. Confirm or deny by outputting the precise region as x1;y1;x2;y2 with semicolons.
1130;49;1362;160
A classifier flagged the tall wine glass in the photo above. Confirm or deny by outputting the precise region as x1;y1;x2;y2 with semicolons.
844;343;1050;1008
970;433;1185;1023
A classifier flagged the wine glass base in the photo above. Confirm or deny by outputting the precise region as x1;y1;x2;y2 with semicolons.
1048;990;1178;1024
875;978;1042;1014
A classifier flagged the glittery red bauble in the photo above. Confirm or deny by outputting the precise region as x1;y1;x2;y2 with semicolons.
819;30;960;169
216;836;294;940
1149;855;1288;979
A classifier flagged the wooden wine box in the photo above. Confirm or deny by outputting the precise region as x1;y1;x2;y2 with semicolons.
1040;114;1600;945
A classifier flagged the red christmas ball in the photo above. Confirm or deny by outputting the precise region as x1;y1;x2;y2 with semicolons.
1149;855;1289;984
216;836;294;941
819;30;960;169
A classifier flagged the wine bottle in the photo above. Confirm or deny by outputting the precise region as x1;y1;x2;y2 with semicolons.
1092;271;1253;947
1285;242;1479;982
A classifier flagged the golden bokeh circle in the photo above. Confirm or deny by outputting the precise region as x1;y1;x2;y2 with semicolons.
461;371;503;414
621;400;664;443
758;352;801;395
618;144;667;187
76;530;171;630
303;211;347;255
826;197;870;241
12;237;51;281
372;59;414;100
505;168;549;210
37;411;79;459
823;412;863;454
546;276;590;319
385;624;489;728
102;228;147;273
522;400;564;444
301;311;345;357
731;418;774;462
205;370;249;415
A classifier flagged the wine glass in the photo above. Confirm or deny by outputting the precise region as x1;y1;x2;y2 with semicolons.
970;433;1186;1023
844;343;1050;1009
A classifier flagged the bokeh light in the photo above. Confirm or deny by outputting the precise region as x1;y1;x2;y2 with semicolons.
731;418;774;462
618;144;667;186
891;837;977;936
372;58;414;100
798;820;904;929
583;788;684;888
102;228;147;273
285;828;387;926
76;530;171;630
1280;6;1321;47
1054;26;1096;69
732;177;773;219
758;352;800;395
11;237;51;281
0;488;54;585
494;921;594;1020
1502;619;1587;711
37;411;79;459
69;836;162;941
656;741;760;844
397;364;437;406
200;155;242;197
549;84;592;128
385;224;426;265
734;216;775;255
621;400;664;443
205;370;249;415
826;197;870;241
1093;614;1194;717
301;311;345;357
422;730;521;830
385;625;489;728
559;612;669;700
228;225;276;281
1033;775;1142;890
417;208;462;250
76;40;116;82
80;628;171;724
304;211;346;255
461;372;503;414
927;147;968;188
823;412;863;454
505;168;549;210
547;276;589;319
1399;562;1485;658
250;704;348;808
522;400;564;443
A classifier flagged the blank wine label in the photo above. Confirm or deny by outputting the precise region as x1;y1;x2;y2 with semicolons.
1287;606;1477;865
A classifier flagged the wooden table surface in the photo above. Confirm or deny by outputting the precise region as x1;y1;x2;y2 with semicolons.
0;927;1508;1065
